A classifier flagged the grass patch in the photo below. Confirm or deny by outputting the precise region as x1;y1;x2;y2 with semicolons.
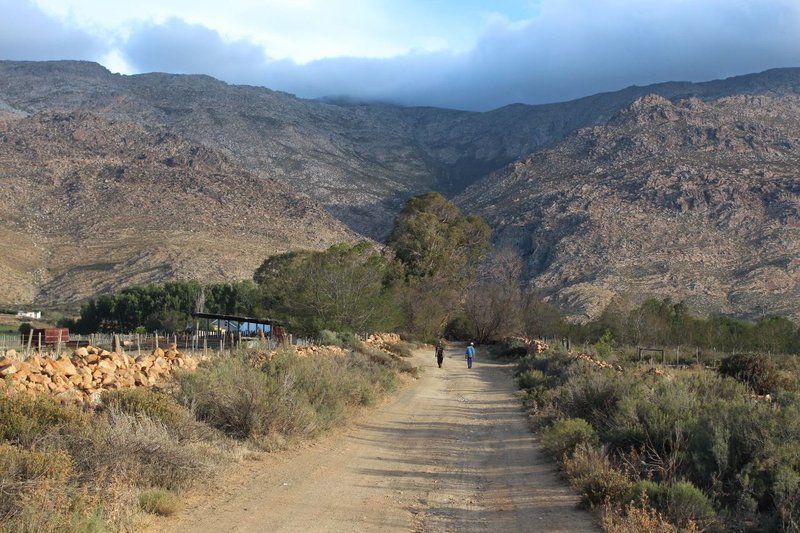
139;489;179;516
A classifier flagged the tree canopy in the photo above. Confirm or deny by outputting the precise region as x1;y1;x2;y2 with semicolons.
255;242;400;337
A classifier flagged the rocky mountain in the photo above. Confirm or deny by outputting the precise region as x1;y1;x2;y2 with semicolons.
0;111;355;305
1;60;799;318
457;94;800;321
2;61;800;237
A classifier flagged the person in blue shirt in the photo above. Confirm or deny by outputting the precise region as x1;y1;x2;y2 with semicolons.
465;342;475;368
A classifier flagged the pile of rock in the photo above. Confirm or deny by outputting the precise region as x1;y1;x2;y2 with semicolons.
531;340;549;353
295;345;347;358
576;352;621;371
0;344;197;403
365;333;402;350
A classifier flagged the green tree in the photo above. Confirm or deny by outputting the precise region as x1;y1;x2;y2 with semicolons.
255;242;400;337
387;192;492;338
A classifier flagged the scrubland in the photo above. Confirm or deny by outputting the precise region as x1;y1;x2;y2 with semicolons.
0;340;412;531
515;345;800;531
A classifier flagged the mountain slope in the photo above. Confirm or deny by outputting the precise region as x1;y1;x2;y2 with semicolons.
0;111;356;305
2;61;800;237
458;94;800;321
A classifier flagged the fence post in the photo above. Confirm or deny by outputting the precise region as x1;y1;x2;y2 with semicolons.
26;329;33;356
56;330;62;358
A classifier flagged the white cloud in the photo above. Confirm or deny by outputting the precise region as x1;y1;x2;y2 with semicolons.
4;0;800;110
117;0;800;109
30;0;472;62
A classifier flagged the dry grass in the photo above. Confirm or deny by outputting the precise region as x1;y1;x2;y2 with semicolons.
0;344;405;530
138;489;179;516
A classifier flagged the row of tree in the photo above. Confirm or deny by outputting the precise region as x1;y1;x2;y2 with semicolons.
63;281;259;333
66;192;800;354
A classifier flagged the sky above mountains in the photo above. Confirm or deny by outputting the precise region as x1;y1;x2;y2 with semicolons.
2;0;800;110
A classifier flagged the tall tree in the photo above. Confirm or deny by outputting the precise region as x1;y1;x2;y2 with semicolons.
387;192;492;339
255;242;400;336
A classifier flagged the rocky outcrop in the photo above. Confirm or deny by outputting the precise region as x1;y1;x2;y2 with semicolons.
458;94;800;322
2;61;800;238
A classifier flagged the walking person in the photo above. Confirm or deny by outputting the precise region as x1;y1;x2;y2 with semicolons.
435;341;444;368
465;342;475;369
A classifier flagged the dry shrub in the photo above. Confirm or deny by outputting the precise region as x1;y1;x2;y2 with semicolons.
600;498;678;533
563;445;633;508
383;341;415;358
101;387;216;442
0;394;88;447
178;349;397;446
53;410;219;491
0;444;73;515
0;444;113;533
139;488;179;516
718;353;785;395
178;355;317;441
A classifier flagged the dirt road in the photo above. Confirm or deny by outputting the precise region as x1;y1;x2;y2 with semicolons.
159;348;597;532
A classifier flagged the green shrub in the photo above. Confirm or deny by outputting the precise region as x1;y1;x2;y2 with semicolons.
555;367;635;431
0;394;87;446
518;369;548;390
563;445;633;508
102;388;187;427
631;480;715;527
139;489;179;516
516;349;576;383
719;353;783;395
594;330;615;360
542;418;599;459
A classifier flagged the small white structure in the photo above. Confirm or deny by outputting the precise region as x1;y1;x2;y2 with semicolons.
16;310;41;320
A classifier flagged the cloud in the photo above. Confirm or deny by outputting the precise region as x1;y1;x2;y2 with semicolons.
0;0;102;61
4;0;800;110
123;18;266;79
117;0;800;110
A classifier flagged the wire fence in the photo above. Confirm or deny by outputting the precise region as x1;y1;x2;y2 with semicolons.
0;331;314;361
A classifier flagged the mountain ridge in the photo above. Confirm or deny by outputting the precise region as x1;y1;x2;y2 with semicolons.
1;60;799;319
457;92;800;321
3;60;800;238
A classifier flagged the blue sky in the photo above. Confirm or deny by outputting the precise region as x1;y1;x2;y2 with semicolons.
2;0;800;110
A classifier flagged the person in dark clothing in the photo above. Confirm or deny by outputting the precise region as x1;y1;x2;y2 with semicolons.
435;342;445;368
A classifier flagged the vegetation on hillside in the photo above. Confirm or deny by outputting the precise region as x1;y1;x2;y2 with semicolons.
68;193;492;342
516;345;800;531
64;192;799;355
